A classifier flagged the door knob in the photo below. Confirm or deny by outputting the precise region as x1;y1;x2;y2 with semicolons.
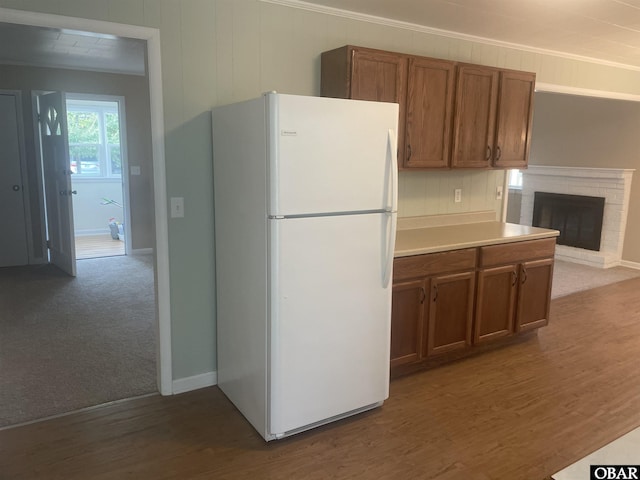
71;190;77;195
12;185;20;191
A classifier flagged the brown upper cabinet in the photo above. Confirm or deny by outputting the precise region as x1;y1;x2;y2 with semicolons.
320;45;536;170
493;70;536;168
405;57;455;169
452;65;535;169
451;65;499;168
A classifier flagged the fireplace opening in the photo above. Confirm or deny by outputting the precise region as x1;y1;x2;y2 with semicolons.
532;192;605;251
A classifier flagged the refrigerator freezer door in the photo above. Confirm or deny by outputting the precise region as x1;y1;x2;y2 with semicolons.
269;212;393;435
268;94;399;217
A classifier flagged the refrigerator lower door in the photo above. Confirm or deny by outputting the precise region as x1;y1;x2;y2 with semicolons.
269;212;394;436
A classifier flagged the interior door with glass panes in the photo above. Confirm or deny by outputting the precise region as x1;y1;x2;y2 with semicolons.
39;91;77;277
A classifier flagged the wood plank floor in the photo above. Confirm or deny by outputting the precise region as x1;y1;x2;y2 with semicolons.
75;234;124;259
3;278;640;480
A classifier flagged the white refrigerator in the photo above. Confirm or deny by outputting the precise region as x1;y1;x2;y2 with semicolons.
212;92;399;441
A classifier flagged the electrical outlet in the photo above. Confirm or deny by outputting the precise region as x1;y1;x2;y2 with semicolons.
454;188;462;203
496;185;503;200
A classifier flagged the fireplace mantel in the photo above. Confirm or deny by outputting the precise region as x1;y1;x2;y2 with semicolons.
523;166;633;180
520;166;634;268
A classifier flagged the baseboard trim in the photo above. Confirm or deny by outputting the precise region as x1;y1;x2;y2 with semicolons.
172;371;217;394
620;260;640;270
76;229;111;236
131;248;153;256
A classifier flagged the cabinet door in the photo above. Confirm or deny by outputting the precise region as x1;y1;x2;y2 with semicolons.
404;56;455;169
516;258;554;331
493;71;535;168
426;271;475;356
350;49;408;162
475;264;517;343
391;279;426;367
451;65;499;168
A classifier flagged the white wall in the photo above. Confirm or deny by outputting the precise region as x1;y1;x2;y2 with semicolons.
5;0;640;382
71;179;123;234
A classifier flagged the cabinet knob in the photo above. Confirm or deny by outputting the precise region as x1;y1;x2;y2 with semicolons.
420;286;426;304
407;144;412;161
486;146;492;160
521;267;528;284
495;146;502;161
512;270;518;286
432;285;438;302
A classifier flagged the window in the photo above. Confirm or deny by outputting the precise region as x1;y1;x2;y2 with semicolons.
508;169;523;189
66;99;122;178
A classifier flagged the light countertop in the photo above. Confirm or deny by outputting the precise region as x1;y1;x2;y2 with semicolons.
395;213;559;258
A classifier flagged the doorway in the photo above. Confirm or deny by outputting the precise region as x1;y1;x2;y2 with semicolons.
0;8;172;410
65;95;128;260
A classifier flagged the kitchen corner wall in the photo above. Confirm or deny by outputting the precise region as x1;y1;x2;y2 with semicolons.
5;0;640;385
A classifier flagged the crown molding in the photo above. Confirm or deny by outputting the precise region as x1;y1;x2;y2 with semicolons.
261;0;640;73
535;82;640;102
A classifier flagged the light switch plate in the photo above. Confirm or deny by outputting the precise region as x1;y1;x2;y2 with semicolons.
170;197;184;218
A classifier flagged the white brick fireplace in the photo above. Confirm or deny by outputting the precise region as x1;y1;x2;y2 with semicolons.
520;166;634;268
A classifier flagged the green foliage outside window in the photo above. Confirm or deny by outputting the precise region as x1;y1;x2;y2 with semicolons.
66;101;122;177
105;112;122;174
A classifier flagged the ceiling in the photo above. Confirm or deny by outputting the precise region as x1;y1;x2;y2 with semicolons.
0;22;146;75
304;0;640;69
4;1;640;73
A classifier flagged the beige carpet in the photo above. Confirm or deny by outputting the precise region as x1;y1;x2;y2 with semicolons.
0;255;156;428
551;260;640;299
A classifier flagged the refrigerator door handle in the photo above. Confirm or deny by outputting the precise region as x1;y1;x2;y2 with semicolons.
382;129;398;288
387;129;398;214
383;211;397;288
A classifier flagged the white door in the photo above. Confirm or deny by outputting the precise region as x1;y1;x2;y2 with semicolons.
268;94;398;217
0;93;29;267
269;212;394;435
39;92;77;277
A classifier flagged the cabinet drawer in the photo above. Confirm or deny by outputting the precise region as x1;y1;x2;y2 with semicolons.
394;248;476;281
479;238;556;267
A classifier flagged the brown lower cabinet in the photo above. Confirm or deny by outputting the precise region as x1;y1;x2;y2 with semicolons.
391;238;555;376
475;264;518;343
516;258;554;331
425;271;475;356
390;279;425;368
391;248;476;368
